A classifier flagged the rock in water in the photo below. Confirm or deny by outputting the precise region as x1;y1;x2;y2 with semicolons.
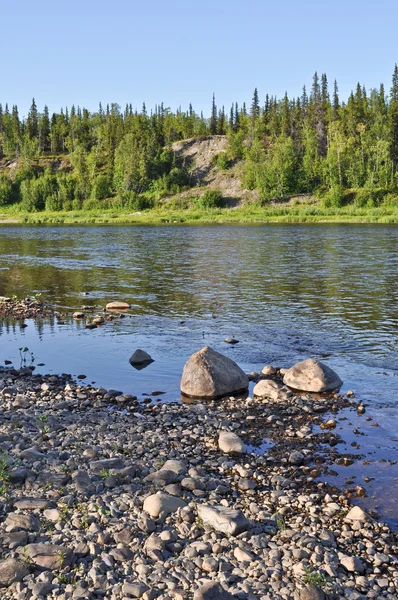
129;349;153;365
283;358;343;393
180;346;249;399
106;301;130;310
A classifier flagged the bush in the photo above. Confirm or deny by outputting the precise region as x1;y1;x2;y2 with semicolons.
322;185;345;208
198;189;223;209
212;152;230;169
354;187;387;208
91;174;111;201
20;179;45;211
119;191;153;211
0;174;17;206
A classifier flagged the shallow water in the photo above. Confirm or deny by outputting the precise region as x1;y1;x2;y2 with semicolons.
0;224;397;524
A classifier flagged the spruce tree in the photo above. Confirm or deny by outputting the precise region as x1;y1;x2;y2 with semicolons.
389;64;398;170
210;93;217;135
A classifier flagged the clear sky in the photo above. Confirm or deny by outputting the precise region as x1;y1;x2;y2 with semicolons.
1;0;397;118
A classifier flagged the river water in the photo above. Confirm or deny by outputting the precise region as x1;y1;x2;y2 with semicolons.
0;224;397;524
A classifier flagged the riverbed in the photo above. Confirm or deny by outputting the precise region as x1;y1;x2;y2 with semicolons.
0;223;397;525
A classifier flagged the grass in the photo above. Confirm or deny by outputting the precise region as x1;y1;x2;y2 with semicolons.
1;198;398;225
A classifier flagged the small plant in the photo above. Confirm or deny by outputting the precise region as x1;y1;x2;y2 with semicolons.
0;454;10;497
56;572;68;584
274;513;286;531
56;550;66;570
99;468;111;479
21;546;32;566
19;346;35;368
58;504;70;521
303;567;330;589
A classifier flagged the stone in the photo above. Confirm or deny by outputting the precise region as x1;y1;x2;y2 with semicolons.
89;457;124;474
5;513;41;532
122;583;149;598
43;509;60;522
129;349;153;365
299;586;327;600
160;459;187;475
197;504;250;536
14;498;51;510
144;469;178;485
224;337;239;344
106;301;130;310
218;431;246;454
19;447;45;460
73;311;85;319
261;365;277;377
18;544;75;570
181;346;249;398
193;581;235;600
340;555;365;573
345;506;369;522
283;359;343;392
233;547;255;563
143;492;187;518
253;379;286;400
3;531;28;549
0;558;29;587
110;546;134;562
289;450;305;465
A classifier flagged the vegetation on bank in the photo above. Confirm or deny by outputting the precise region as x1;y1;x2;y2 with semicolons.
1;198;397;224
1;65;398;222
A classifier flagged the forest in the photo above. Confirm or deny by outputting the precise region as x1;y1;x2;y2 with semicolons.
1;66;398;213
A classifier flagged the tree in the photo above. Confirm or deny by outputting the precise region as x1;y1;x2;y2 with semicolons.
210;93;217;135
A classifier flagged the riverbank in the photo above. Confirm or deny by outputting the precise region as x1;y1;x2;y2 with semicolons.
0;365;397;599
1;202;398;225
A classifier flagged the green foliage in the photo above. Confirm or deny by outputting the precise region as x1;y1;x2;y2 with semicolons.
0;174;16;206
302;567;330;589
322;185;345;208
212;152;230;169
198;189;223;208
118;190;153;211
0;454;10;497
1;66;398;215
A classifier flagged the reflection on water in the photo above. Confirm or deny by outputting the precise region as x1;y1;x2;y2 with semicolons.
0;224;397;522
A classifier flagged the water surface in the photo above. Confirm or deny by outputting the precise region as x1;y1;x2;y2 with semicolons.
0;224;397;523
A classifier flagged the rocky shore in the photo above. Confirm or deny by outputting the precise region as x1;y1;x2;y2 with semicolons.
0;365;397;600
0;298;55;322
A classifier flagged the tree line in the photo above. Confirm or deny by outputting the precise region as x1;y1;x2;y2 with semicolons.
1;65;398;211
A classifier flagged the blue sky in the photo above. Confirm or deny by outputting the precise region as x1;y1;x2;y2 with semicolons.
1;0;396;118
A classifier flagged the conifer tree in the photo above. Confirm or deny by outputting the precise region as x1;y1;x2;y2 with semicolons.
210;93;217;135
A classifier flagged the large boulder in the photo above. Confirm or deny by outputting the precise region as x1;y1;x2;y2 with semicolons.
283;359;342;393
181;346;249;399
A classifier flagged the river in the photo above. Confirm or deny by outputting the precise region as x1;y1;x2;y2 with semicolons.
0;224;397;525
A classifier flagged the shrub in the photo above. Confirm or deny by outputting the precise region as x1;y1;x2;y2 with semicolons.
91;174;111;201
119;191;153;211
212;152;230;170
0;174;17;206
199;189;223;209
322;185;345;208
